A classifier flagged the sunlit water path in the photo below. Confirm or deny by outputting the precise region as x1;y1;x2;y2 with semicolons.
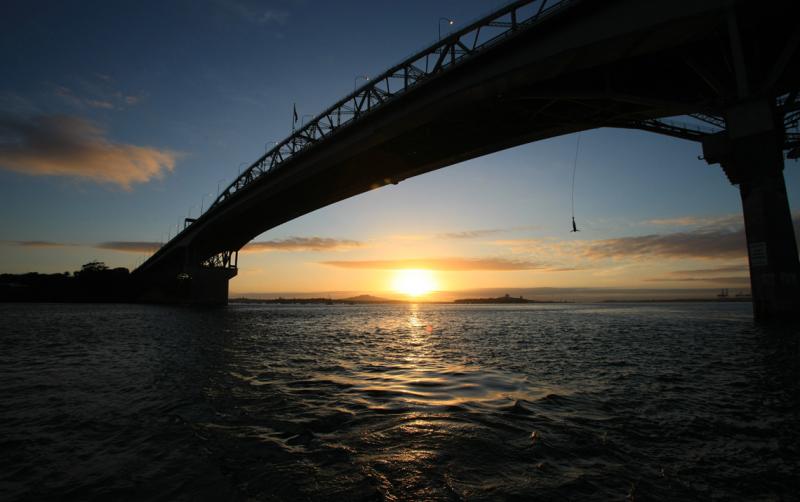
1;303;798;500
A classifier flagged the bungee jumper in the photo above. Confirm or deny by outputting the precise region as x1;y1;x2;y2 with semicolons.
570;133;581;232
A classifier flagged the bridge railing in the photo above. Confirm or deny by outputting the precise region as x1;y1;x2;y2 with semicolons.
206;0;575;213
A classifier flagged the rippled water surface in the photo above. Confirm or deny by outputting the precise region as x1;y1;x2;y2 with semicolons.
1;302;798;501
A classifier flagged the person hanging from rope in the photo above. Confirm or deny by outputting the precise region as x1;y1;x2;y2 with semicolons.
570;133;581;232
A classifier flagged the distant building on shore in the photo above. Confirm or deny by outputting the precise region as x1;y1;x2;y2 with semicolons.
454;294;543;304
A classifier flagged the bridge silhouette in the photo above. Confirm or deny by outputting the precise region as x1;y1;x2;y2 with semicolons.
133;0;800;320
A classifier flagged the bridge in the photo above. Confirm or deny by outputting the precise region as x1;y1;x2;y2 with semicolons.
133;0;800;320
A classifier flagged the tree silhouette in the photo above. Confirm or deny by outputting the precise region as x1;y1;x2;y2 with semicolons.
77;261;109;275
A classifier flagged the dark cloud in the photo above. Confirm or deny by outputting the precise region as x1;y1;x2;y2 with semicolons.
644;215;741;227
244;237;362;252
645;264;750;285
95;241;161;253
668;265;749;276
586;227;747;260
4;237;360;254
320;257;544;271
644;276;751;285
587;216;800;260
0;114;176;188
4;240;75;248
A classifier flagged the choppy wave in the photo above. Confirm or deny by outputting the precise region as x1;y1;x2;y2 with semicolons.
0;302;798;500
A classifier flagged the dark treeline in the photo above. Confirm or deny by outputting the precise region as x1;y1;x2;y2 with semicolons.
0;261;133;302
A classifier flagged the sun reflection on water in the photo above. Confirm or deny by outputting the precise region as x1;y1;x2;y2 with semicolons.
348;304;534;411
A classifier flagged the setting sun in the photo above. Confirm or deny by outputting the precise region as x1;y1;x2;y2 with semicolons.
391;269;437;297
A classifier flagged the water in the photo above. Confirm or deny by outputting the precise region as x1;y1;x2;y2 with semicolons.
1;302;798;501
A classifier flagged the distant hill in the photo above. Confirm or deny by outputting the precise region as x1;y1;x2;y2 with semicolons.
231;294;407;305
340;294;400;303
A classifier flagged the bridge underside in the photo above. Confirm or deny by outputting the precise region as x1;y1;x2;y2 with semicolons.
137;0;800;318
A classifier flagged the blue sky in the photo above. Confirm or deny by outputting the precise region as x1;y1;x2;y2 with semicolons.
1;0;798;296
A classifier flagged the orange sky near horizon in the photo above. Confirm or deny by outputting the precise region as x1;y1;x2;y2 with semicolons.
226;215;754;299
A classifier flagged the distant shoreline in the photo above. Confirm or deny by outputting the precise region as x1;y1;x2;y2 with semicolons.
230;296;751;305
229;294;569;305
1;271;752;305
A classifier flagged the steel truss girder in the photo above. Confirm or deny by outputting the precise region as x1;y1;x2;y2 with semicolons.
202;0;575;213
200;250;238;270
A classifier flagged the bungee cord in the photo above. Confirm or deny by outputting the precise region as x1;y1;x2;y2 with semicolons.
570;133;581;232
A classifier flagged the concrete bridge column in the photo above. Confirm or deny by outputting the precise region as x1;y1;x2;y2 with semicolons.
180;267;237;305
135;265;237;305
704;100;800;320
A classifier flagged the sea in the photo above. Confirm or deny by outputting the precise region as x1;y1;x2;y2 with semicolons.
1;302;798;501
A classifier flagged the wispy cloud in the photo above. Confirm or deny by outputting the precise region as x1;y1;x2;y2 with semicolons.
388;234;428;241
0;114;177;189
498;225;750;262
256;9;289;24
54;85;143;111
644;214;741;227
95;241;161;253
244;237;363;253
644;264;750;285
116;92;145;106
215;0;290;25
320;257;545;271
644;276;751;285
585;226;747;260
3;240;76;248
498;215;800;263
3;240;159;253
0;92;42;116
2;237;358;255
436;229;503;240
667;265;749;276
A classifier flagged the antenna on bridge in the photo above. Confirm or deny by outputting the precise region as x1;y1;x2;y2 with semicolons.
570;133;581;233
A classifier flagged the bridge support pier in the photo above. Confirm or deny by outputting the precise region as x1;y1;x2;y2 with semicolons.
703;100;800;321
135;266;237;306
180;267;238;306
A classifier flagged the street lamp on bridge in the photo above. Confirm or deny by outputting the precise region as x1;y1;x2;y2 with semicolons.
438;17;454;40
200;192;213;214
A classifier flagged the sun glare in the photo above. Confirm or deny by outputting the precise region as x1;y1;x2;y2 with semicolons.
392;269;437;297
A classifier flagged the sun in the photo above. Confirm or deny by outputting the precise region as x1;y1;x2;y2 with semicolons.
392;269;437;297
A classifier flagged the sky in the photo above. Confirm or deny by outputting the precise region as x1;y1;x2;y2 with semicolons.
1;0;799;299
